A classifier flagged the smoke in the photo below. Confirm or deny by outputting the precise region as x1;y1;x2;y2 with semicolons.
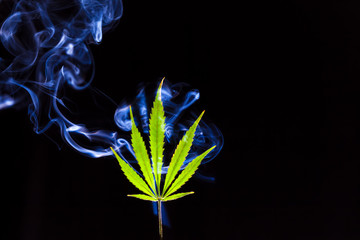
0;0;223;169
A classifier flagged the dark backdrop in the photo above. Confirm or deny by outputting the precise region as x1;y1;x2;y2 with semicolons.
2;0;360;239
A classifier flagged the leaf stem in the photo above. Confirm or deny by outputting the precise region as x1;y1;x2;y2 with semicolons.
158;199;163;240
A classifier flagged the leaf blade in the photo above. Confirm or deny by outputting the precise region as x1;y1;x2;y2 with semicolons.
164;146;216;197
127;194;157;202
162;111;205;195
149;79;166;194
162;191;194;201
110;147;154;197
129;106;156;193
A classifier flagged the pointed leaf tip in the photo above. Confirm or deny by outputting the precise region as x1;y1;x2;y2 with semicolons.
129;105;135;123
196;110;205;123
156;77;165;102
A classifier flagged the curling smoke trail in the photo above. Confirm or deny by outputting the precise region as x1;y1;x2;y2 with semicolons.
0;0;223;168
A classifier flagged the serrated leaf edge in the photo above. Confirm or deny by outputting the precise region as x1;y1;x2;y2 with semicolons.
164;146;216;198
110;147;155;197
129;106;156;193
149;78;166;195
162;111;205;195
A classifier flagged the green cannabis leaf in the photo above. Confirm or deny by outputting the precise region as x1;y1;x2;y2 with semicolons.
110;79;216;239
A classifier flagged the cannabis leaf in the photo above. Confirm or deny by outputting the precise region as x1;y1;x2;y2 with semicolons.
110;79;216;239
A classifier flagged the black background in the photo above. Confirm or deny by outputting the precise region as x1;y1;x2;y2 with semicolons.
2;0;360;239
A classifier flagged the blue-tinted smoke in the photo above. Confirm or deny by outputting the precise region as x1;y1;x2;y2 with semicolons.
0;0;223;168
0;0;124;158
